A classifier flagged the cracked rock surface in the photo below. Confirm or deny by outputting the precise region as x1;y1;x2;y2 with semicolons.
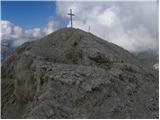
1;28;158;118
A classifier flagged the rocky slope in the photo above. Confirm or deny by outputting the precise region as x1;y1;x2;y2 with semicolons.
1;28;158;118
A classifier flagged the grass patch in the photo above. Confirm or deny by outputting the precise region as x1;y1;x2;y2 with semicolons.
65;47;82;64
89;53;113;69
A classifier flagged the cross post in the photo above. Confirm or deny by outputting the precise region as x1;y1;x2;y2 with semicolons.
88;25;90;32
68;9;75;28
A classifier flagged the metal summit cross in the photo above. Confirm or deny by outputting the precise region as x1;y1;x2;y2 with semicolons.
68;9;75;28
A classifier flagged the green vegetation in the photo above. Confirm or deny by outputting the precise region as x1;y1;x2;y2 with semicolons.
89;53;113;70
65;47;82;64
124;66;136;73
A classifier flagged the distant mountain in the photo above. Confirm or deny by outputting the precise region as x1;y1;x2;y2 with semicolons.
2;28;158;119
1;45;14;62
1;40;16;62
134;51;159;70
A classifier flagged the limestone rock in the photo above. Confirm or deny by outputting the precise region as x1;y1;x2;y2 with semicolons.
1;28;158;118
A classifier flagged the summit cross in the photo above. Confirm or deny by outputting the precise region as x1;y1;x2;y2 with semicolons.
67;9;75;28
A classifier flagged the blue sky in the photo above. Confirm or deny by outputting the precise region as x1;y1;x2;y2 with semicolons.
1;1;64;29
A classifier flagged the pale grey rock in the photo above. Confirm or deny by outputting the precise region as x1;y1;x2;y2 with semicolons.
1;28;158;119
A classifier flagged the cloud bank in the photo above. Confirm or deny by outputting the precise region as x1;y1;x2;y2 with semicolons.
1;17;56;47
56;1;158;53
1;1;158;53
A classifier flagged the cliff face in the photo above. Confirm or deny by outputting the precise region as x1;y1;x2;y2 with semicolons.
1;28;158;118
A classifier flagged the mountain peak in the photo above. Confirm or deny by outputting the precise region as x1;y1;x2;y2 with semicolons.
2;28;158;119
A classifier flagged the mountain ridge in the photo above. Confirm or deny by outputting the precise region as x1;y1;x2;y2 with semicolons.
2;28;158;118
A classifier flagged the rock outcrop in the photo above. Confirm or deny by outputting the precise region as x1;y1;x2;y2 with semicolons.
1;28;158;118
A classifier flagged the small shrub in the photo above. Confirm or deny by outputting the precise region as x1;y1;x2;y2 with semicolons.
66;48;78;64
89;53;113;70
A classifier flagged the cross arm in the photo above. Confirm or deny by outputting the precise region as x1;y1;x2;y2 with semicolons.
68;13;75;16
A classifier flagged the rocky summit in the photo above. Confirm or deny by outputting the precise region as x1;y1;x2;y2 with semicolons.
1;28;158;119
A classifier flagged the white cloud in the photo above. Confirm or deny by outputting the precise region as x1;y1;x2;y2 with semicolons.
25;28;43;39
13;26;23;39
1;20;23;40
1;1;158;53
1;17;57;47
56;1;158;52
43;17;55;34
